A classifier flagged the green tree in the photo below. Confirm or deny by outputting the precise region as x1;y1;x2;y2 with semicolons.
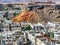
50;32;54;38
24;25;31;30
14;12;18;16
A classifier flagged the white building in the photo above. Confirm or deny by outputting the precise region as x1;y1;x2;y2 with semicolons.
54;30;60;40
36;38;45;45
28;32;46;45
28;32;36;45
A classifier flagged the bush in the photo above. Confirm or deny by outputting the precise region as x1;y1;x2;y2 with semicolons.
6;18;10;20
14;12;18;16
24;25;31;30
50;32;54;38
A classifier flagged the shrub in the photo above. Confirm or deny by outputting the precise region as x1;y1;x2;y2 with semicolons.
24;25;31;30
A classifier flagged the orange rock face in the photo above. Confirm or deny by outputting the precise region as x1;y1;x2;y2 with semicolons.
11;10;36;23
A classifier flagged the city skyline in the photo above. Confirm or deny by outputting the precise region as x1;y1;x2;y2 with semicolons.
0;0;60;2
